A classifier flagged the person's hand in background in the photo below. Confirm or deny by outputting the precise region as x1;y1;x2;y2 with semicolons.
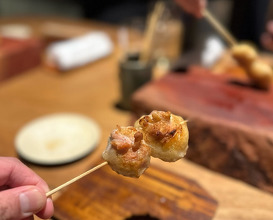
174;0;207;18
0;157;54;220
261;20;273;51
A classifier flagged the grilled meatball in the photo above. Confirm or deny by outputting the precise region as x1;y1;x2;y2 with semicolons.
248;59;273;89
231;43;257;66
102;126;151;178
135;111;189;162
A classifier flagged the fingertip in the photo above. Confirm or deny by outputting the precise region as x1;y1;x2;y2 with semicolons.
267;20;273;33
36;198;54;219
0;186;47;220
19;187;47;217
201;0;207;8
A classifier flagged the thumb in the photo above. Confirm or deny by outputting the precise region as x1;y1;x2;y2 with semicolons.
0;186;47;220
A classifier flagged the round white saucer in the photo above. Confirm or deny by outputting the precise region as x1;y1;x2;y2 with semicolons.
15;113;100;165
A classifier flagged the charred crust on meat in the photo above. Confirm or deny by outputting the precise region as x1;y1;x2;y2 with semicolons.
133;131;143;151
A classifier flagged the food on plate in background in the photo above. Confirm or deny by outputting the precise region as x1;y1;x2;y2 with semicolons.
231;43;257;66
248;59;273;89
231;43;273;89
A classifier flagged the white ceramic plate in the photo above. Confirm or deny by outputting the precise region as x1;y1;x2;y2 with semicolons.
15;113;100;165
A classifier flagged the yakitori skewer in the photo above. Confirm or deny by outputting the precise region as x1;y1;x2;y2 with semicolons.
203;9;237;46
46;110;189;197
204;9;273;89
46;161;108;197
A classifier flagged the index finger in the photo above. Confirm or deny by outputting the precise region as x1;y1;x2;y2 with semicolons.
266;21;273;35
0;157;49;192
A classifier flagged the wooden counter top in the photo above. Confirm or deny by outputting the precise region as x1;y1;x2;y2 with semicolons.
0;17;272;220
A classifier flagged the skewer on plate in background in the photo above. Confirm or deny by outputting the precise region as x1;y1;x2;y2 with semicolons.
203;9;273;89
140;1;165;63
203;9;237;47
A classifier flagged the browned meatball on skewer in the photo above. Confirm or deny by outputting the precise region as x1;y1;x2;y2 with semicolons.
248;59;273;89
102;126;151;178
231;43;258;66
231;43;273;89
134;111;189;162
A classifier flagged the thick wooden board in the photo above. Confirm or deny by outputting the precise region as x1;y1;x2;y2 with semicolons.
131;66;273;193
53;162;217;220
0;37;42;81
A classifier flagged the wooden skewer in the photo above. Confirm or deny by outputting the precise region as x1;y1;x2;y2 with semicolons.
140;1;165;62
203;9;237;47
46;161;108;197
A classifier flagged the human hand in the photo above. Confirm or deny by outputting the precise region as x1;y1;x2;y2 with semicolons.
261;20;273;51
0;157;54;220
174;0;207;18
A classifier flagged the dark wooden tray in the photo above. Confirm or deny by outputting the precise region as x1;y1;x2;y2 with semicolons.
53;161;217;220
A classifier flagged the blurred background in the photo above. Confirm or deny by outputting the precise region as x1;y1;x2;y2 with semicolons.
0;0;272;79
1;1;273;219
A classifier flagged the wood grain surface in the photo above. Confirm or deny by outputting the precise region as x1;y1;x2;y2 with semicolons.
131;66;273;193
53;162;217;220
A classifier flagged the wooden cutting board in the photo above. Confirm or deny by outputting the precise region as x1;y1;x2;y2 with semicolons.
131;66;273;193
53;161;217;220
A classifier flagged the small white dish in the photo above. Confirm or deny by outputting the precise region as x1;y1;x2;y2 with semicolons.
15;113;100;165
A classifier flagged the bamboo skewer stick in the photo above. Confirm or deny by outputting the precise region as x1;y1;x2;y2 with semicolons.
46;161;108;197
140;1;165;63
203;9;237;47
